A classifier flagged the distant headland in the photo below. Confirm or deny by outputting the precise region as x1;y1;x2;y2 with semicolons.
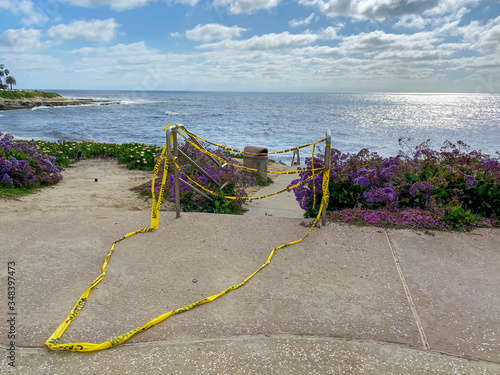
0;90;110;111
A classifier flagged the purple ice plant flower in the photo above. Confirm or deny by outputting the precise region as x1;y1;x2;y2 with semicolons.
355;167;368;176
364;184;398;204
1;173;12;184
0;133;63;188
354;176;370;188
328;207;450;230
10;156;19;168
380;165;399;179
464;174;478;188
409;181;434;197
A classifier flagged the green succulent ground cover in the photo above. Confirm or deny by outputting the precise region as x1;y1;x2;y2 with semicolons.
34;139;162;169
0;91;62;100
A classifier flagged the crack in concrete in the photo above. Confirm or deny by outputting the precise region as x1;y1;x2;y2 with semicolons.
385;229;431;351
5;333;499;366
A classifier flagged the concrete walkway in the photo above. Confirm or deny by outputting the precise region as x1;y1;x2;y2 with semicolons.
244;166;305;218
1;208;499;374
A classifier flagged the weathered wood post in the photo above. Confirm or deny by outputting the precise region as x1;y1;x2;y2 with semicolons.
322;130;331;226
166;125;181;218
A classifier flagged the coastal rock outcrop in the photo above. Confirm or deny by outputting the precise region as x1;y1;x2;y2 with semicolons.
0;97;104;110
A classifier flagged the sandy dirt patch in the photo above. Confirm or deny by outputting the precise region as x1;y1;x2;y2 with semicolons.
0;158;286;214
1;158;156;213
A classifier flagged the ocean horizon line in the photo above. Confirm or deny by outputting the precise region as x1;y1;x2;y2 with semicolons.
27;89;499;96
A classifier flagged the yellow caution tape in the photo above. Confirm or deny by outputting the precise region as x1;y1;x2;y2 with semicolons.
171;124;325;156
45;126;330;352
150;142;169;229
177;131;324;175
312;143;316;211
174;159;321;201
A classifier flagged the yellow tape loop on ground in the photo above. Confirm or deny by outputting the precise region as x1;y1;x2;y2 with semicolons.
45;126;329;352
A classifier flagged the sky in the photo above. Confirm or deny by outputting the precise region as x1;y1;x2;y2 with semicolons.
0;0;499;92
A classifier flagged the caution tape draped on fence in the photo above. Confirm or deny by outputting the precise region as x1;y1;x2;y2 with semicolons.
174;159;322;202
45;126;330;352
176;124;325;157
176;129;324;176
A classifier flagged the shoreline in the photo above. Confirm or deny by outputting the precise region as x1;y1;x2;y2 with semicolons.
0;96;116;111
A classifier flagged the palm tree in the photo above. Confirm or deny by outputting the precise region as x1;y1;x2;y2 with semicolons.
0;64;4;86
4;68;10;87
6;76;16;90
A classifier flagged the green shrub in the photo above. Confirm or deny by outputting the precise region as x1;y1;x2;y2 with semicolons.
0;91;62;99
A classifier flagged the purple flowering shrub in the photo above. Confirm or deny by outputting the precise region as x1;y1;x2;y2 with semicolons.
291;139;500;230
329;207;495;231
0;132;62;188
134;141;256;214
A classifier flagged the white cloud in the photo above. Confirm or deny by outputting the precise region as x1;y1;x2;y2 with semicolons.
338;30;437;54
294;45;340;56
214;0;280;15
321;25;341;39
374;49;453;62
0;28;51;52
47;19;119;42
423;0;479;16
289;13;316;27
186;24;247;42
394;15;429;29
462;16;500;52
175;0;200;5
438;15;500;53
197;31;318;50
394;6;470;30
300;0;479;20
58;0;153;11
65;41;196;90
70;41;186;66
71;41;155;57
480;24;500;52
0;0;49;25
1;52;62;71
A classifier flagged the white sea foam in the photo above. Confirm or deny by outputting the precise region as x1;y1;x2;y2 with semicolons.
165;111;188;116
31;103;96;110
8;133;42;140
119;99;158;105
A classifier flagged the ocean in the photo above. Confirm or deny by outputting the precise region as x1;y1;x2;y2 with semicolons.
1;90;499;163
